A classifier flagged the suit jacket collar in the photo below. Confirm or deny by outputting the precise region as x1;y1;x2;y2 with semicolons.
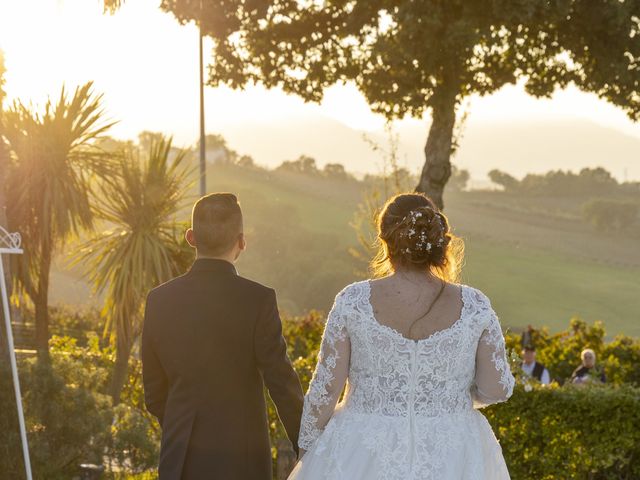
189;258;237;275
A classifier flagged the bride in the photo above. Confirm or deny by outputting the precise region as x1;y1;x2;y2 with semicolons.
288;193;515;480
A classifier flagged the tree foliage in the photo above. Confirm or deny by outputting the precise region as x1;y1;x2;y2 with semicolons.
76;135;193;402
505;318;640;386
582;198;639;231
2;82;115;355
448;166;470;192
157;0;640;208
489;166;623;196
277;155;319;175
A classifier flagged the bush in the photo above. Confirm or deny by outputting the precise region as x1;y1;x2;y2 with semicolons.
1;331;162;478
0;359;111;480
108;404;161;474
582;198;639;231
0;362;22;478
506;318;640;386
485;384;640;480
48;334;161;476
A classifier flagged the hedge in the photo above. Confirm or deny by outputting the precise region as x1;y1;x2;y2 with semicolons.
485;384;640;479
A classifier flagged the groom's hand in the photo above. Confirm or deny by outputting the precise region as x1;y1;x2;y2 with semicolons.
254;289;304;452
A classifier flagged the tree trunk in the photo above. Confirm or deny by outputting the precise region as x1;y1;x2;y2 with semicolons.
34;244;51;358
415;87;458;210
110;338;133;405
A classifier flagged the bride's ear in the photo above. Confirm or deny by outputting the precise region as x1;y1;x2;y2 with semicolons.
185;228;197;248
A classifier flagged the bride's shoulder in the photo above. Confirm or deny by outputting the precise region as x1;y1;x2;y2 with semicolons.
458;284;501;329
458;283;494;308
333;279;370;302
459;283;489;301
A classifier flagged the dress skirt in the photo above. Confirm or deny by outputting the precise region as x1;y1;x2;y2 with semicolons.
288;406;510;480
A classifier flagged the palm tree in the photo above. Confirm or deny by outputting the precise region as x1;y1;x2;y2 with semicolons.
2;82;114;356
78;136;193;403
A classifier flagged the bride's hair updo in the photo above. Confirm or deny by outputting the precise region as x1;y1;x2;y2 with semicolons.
371;193;464;282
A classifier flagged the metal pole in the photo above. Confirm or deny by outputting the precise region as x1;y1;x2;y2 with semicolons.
199;23;206;196
0;254;33;480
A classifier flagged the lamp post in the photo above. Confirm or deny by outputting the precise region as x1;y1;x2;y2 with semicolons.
198;4;206;196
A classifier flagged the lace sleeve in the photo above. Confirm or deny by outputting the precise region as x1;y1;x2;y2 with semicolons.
298;290;351;451
472;301;515;409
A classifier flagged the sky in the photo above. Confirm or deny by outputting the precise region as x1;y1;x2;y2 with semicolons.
1;0;639;179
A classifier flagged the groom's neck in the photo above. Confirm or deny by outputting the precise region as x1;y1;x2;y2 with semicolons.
196;252;237;264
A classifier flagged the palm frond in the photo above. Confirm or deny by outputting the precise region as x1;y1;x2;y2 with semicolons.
2;82;115;304
75;135;194;346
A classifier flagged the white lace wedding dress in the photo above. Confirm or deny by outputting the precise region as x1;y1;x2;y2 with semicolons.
288;280;515;480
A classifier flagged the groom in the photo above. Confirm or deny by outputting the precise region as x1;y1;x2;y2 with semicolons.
142;193;304;479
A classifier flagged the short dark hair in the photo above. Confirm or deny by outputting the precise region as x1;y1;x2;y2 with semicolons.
191;193;243;256
523;345;536;352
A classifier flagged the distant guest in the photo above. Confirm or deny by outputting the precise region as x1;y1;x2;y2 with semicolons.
570;348;606;384
520;345;550;385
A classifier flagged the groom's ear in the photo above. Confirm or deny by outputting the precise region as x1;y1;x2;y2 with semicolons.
185;228;197;248
238;232;246;251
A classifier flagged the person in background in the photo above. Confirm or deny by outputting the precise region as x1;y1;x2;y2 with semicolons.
570;348;606;385
521;345;551;385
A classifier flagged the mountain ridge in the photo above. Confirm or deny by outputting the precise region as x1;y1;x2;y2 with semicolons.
205;116;640;182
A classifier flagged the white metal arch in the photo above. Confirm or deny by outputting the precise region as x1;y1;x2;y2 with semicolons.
0;225;32;480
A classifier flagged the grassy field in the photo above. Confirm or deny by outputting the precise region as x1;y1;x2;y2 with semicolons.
50;163;640;337
210;164;640;337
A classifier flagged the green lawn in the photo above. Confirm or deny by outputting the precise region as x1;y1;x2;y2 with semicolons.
461;238;640;337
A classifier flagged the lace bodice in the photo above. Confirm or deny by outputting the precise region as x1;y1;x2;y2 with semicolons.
299;280;515;451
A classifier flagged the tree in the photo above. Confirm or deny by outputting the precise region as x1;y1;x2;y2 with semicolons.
582;199;639;231
489;169;520;191
277;155;319;175
323;163;351;181
77;136;192;403
448;166;470;192
2;82;114;356
576;167;618;195
236;154;255;168
156;0;639;209
137;130;166;154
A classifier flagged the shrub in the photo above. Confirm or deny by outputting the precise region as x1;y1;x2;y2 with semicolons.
582;198;639;231
108;404;161;474
506;318;640;386
485;384;640;480
0;361;22;478
0;359;111;480
49;334;161;476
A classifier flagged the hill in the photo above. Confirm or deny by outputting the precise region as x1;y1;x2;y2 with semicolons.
49;163;640;337
212;117;640;181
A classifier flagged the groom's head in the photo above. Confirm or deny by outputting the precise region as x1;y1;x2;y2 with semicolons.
186;193;245;262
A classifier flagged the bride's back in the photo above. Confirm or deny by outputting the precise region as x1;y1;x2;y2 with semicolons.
334;279;498;417
368;274;463;342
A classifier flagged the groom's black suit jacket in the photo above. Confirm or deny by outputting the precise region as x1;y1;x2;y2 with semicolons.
142;258;304;479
